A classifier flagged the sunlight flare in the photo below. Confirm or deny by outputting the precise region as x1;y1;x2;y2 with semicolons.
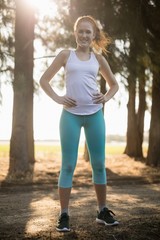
25;0;58;17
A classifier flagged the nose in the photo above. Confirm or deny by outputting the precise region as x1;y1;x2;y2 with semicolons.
81;32;87;38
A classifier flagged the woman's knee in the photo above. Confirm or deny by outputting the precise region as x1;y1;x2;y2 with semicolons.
61;164;76;175
91;158;105;170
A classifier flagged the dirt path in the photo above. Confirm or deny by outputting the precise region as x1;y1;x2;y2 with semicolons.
0;153;160;240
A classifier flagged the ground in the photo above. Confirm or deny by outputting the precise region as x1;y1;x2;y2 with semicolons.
0;145;160;240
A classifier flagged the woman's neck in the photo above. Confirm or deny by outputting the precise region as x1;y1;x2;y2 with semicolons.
76;46;91;53
75;48;91;61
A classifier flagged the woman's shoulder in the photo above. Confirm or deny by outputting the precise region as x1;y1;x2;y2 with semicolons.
57;49;71;66
58;49;71;58
93;52;104;61
93;52;108;67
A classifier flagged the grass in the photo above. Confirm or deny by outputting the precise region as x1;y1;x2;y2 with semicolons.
106;144;125;155
0;142;148;158
0;144;10;157
35;144;61;153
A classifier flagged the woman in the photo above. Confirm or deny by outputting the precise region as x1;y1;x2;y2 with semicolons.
40;15;119;232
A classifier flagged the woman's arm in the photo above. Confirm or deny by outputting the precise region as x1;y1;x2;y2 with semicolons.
93;54;119;104
40;50;77;107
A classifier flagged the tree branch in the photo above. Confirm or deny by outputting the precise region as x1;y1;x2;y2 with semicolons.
34;55;56;60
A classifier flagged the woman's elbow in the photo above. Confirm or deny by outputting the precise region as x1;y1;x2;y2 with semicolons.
113;82;119;93
39;77;45;88
116;82;119;92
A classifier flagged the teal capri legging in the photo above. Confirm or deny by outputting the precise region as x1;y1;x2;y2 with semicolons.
58;108;106;188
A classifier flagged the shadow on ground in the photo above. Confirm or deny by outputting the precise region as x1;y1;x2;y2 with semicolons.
0;154;160;240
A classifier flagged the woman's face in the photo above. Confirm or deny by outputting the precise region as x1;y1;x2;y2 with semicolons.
74;21;95;49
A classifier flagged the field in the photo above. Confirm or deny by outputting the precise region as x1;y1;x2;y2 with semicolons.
0;142;160;240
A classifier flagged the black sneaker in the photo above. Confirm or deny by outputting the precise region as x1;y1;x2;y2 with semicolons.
96;207;119;226
56;213;70;232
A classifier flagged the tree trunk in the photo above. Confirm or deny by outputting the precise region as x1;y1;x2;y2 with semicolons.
9;0;35;178
124;42;146;158
124;73;139;156
147;70;160;166
100;75;106;113
136;64;146;157
83;142;89;161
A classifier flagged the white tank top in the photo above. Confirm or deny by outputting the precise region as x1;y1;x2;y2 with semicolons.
64;50;103;115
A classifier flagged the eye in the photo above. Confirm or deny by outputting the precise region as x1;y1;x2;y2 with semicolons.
77;29;92;34
78;30;83;34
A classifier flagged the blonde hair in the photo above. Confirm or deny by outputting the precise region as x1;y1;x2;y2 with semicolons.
74;15;111;55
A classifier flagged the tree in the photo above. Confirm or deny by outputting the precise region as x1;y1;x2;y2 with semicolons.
136;61;147;157
124;41;139;156
124;44;148;158
142;0;160;166
105;0;148;158
0;0;15;103
147;68;160;166
9;0;35;178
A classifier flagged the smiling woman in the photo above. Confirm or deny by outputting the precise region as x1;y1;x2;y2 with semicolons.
25;0;58;17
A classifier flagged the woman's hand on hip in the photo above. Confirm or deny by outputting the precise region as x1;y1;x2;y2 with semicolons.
92;93;106;104
57;95;77;107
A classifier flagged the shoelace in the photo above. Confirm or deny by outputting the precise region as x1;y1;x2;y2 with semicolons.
103;208;116;217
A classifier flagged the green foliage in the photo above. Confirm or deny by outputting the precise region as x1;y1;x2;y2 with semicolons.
0;0;15;76
0;0;15;105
